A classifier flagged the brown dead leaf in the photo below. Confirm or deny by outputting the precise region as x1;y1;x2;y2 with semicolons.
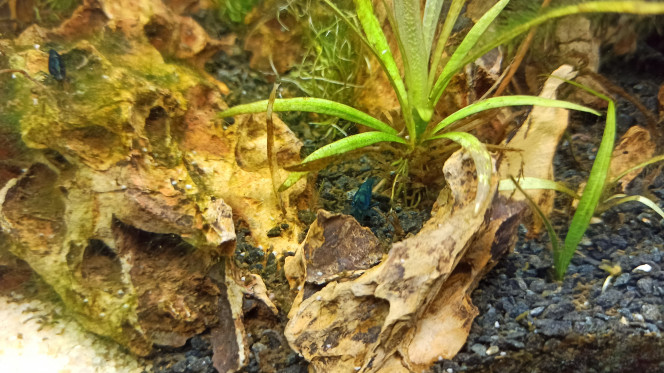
407;272;479;366
284;210;383;288
406;195;525;371
501;65;577;233
243;274;279;316
210;262;250;373
608;126;656;191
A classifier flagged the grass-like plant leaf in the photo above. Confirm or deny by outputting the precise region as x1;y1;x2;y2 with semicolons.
609;154;664;185
219;97;397;135
428;96;601;137
499;177;580;199
352;0;408;113
279;171;308;192
298;131;407;166
428;0;464;90
430;0;510;106
510;176;562;257
393;0;430;122
501;79;664;279
556;99;615;280
600;194;664;220
277;131;406;191
463;2;664;80
220;0;664;223
422;0;445;57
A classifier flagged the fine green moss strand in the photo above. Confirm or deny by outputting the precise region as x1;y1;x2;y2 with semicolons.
219;97;397;135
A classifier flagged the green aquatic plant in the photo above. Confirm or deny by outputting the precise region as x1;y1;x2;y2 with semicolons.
211;0;261;23
501;82;664;280
219;0;664;212
279;0;363;142
280;0;361;105
40;0;79;12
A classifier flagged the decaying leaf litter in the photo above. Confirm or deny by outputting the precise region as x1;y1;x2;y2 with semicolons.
1;1;664;372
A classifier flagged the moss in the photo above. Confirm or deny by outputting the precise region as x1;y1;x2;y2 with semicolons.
209;0;261;24
283;0;362;106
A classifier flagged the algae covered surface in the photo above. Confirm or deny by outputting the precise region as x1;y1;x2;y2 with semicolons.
0;0;307;366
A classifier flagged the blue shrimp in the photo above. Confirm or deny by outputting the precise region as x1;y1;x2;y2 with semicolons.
351;177;378;221
48;49;66;82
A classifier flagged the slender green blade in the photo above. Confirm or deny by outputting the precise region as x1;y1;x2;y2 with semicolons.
430;0;511;106
428;95;600;137
610;154;664;185
298;131;407;167
279;171;308;192
423;0;445;57
429;132;492;214
278;131;408;191
353;0;408;109
428;0;464;90
509;176;561;263
499;177;580;199
556;100;616;280
461;2;664;81
602;194;664;221
219;97;397;135
393;0;430;121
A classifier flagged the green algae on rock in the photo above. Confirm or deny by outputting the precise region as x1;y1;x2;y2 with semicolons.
0;2;307;366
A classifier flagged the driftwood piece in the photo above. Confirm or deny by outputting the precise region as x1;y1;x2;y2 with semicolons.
284;151;526;372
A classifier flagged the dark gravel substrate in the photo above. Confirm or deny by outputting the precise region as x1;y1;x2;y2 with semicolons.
437;206;664;372
435;35;664;373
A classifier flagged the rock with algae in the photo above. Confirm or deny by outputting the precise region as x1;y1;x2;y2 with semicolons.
0;0;307;367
